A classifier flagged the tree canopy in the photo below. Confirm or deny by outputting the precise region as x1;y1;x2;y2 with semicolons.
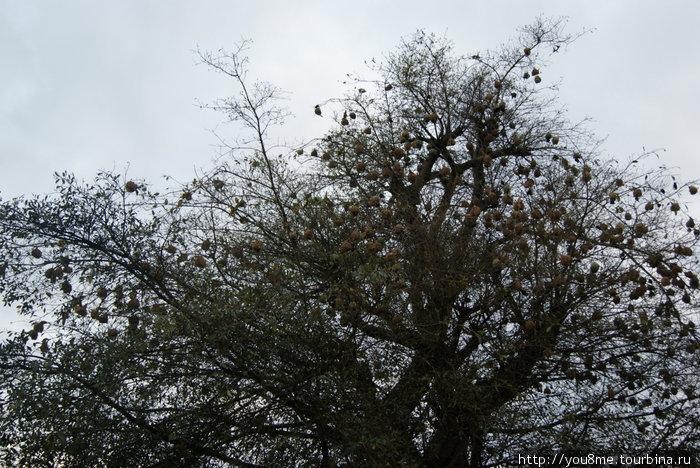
1;18;699;467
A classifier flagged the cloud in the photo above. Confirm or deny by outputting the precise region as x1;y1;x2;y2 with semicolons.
2;0;700;333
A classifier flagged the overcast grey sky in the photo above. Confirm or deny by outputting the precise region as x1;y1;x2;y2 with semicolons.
2;1;700;333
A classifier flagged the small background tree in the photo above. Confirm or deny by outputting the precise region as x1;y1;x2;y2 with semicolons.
1;18;698;467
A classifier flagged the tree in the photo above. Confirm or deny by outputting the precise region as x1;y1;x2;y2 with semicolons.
1;18;699;467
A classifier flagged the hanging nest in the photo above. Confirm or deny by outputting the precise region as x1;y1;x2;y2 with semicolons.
193;256;207;268
514;223;525;235
42;268;61;282
32;321;45;334
633;223;648;237
128;316;140;329
366;240;382;254
518;237;529;251
674;245;693;256
552;274;566;287
385;248;400;262
422;113;439;123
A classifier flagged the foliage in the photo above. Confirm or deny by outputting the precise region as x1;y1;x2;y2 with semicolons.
1;18;699;467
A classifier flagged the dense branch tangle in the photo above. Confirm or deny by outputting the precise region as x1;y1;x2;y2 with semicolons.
1;19;699;467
